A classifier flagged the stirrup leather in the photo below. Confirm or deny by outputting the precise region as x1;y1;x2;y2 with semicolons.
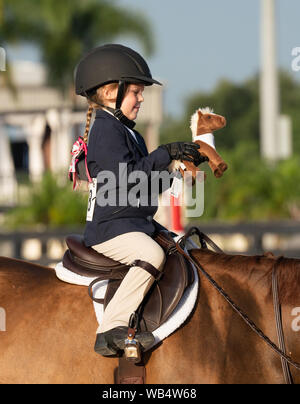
130;259;163;280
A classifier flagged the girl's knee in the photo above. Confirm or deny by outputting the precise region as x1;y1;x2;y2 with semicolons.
150;244;166;271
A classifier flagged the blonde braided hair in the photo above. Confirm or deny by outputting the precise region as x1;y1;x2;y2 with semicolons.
83;105;94;144
83;82;120;143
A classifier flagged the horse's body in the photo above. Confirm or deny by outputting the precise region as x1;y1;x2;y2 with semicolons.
0;249;299;384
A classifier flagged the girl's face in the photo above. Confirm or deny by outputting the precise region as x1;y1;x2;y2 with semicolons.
121;84;145;121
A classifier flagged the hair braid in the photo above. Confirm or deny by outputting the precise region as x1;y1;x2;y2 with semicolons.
83;105;94;144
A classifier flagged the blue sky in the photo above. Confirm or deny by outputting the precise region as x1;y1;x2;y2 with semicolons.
8;0;300;117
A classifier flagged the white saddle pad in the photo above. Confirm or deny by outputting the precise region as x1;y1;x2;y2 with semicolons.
54;238;199;349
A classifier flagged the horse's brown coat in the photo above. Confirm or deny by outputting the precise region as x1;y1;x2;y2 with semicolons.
0;251;299;384
0;257;117;383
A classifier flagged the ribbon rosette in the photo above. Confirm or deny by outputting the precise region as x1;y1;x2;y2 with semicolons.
68;136;92;190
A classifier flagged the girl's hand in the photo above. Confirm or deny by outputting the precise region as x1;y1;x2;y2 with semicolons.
162;142;202;164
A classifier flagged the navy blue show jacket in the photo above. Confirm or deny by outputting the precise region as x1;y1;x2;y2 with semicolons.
83;109;172;247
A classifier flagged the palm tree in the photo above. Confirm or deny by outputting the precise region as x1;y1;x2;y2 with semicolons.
0;0;154;93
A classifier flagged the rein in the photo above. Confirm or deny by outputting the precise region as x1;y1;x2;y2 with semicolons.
176;227;300;382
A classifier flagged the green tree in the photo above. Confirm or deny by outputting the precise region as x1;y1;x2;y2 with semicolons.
160;76;260;149
160;71;300;222
161;70;300;153
5;172;88;229
0;0;154;92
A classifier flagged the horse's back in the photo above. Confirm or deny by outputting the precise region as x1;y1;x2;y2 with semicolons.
0;256;54;289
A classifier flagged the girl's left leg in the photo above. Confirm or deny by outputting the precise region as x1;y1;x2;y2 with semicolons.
93;232;165;333
92;232;165;356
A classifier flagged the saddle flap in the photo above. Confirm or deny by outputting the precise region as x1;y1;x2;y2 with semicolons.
104;250;194;332
141;252;190;329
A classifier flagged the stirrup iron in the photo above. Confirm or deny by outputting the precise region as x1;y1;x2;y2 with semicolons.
124;313;141;363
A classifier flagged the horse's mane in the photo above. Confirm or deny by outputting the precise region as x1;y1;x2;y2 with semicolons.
198;107;214;114
191;249;300;305
267;256;300;305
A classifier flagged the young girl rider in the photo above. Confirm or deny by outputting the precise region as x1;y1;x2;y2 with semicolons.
74;44;204;357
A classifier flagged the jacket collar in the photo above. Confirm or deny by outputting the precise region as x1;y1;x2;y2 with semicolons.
95;108;147;157
95;108;119;121
95;107;135;129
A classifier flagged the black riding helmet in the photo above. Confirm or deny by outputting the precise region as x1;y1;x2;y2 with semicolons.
75;44;162;128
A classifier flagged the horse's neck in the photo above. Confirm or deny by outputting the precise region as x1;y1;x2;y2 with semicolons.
192;119;219;149
193;132;216;150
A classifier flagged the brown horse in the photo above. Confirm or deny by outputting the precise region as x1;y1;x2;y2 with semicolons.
0;248;300;384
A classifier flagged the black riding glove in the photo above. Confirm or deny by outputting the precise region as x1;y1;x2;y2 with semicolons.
162;142;202;164
194;154;209;167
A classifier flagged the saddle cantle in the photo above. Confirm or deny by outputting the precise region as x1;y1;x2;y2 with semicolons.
62;232;194;332
63;234;129;279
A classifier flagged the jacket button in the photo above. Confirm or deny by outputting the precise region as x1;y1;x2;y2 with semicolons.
147;216;153;222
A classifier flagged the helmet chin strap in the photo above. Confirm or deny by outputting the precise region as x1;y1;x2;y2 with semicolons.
112;80;136;129
112;108;136;129
84;81;136;129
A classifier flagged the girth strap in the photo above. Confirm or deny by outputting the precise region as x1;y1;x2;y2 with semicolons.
131;259;162;280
